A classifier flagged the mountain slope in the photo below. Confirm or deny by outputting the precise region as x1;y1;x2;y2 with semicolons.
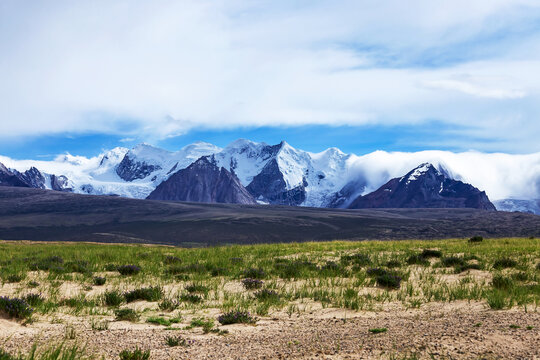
493;199;540;214
115;142;221;183
147;156;256;204
212;139;350;206
348;163;496;210
1;141;540;214
0;162;30;187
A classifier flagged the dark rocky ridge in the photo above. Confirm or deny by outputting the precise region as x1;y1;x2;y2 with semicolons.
348;163;496;210
147;156;256;204
13;167;46;189
246;158;307;206
326;178;367;208
0;186;538;245
116;155;162;181
0;162;30;187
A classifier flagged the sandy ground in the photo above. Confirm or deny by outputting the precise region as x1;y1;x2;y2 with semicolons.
1;302;539;359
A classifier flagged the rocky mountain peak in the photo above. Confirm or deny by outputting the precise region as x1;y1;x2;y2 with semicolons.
348;163;496;210
146;156;256;204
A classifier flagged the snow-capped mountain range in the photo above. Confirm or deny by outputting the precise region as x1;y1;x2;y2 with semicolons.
1;139;539;214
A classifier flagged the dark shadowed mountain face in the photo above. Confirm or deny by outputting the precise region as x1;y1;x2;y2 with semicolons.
348;163;496;210
0;162;30;187
147;156;256;204
246;158;307;206
116;154;162;181
50;175;73;192
325;178;367;208
12;167;46;189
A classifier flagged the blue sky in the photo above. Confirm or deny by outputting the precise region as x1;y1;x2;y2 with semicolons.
1;1;540;159
0;121;491;159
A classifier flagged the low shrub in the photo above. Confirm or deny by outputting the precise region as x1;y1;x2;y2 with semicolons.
146;316;181;327
486;290;511;310
28;256;64;272
180;294;203;303
210;267;228;277
376;274;402;289
511;272;528;281
4;274;24;283
103;290;124;307
117;265;141;276
366;268;387;277
118;347;150;360
274;260;317;279
468;236;483;243
0;296;33;319
491;274;514;289
65;260;91;274
386;260;401;268
254;289;279;301
241;278;263;290
27;281;40;288
242;268;266;279
406;255;429;266
114;308;139;322
421;249;442;258
93;276;106;286
369;327;388;334
320;261;340;272
167;263;206;275
124;286;163;303
493;257;517;269
163;255;182;264
24;293;44;307
165;335;193;347
185;283;209;294
104;263;118;271
158;299;180;311
454;263;482;273
441;256;465;267
190;317;215;333
340;253;371;266
217;310;257;325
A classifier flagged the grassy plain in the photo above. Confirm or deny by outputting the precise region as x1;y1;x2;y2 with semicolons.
0;237;538;359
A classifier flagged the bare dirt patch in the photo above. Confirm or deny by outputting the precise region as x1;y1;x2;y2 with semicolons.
0;303;538;359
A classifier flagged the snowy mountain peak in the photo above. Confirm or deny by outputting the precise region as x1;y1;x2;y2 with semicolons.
225;138;264;151
99;147;129;165
180;141;221;153
128;143;172;161
54;153;91;166
401;163;439;184
2;141;540;214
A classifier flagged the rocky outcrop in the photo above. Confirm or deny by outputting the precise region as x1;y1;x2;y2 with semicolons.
325;179;367;208
51;175;73;192
0;162;30;187
13;167;46;189
147;156;256;204
116;155;162;182
246;158;307;206
348;163;496;210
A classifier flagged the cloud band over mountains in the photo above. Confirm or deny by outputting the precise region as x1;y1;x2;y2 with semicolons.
1;1;540;152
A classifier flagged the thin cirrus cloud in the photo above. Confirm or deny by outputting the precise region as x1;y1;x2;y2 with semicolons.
0;1;540;152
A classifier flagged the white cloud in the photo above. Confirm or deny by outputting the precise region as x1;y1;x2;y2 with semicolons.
1;1;540;151
424;78;526;99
